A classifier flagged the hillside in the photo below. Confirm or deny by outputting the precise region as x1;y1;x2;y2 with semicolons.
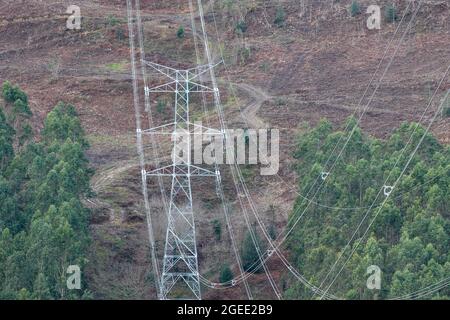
0;0;449;299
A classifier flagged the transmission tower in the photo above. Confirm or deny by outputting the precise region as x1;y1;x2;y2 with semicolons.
127;0;228;300
142;61;223;300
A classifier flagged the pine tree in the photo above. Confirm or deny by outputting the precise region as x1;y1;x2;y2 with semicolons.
385;4;397;23
350;1;361;17
177;26;185;39
33;272;52;300
274;7;286;27
219;264;234;284
241;230;263;273
0;108;15;172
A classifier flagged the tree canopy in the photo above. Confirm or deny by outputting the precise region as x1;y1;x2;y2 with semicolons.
0;83;92;299
285;118;449;300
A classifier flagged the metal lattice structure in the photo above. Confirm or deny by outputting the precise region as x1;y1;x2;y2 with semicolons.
142;61;222;300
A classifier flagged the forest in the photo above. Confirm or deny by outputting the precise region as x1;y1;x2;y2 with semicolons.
285;118;449;299
0;81;92;299
0;81;448;300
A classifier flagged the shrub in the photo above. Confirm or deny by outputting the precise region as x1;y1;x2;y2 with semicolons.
13;99;32;117
274;7;286;27
2;81;28;104
235;20;247;34
213;219;221;241
156;99;166;114
107;14;120;27
177;26;185;39
268;224;277;241
241;230;264;273
219;264;234;284
350;1;361;17
385;4;397;23
19;123;33;146
238;47;251;65
115;28;125;41
444;106;450;117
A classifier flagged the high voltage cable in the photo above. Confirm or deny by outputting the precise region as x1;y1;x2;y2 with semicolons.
318;81;450;299
13;0;445;300
195;0;282;299
202;0;417;292
187;0;253;299
125;0;448;302
126;0;162;298
205;0;450;301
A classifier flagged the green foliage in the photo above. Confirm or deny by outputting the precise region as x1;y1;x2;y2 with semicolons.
107;15;120;27
2;81;28;104
176;26;185;39
0;100;92;299
213;219;222;241
268;224;277;241
286;118;450;299
238;47;251;65
156;99;166;114
241;230;264;273
444;107;450;117
13;99;32;118
235;20;248;34
0;108;15;171
385;4;398;23
42;102;89;149
115;28;125;41
274;7;286;27
350;1;361;17
1;82;33;150
267;204;277;240
219;264;234;284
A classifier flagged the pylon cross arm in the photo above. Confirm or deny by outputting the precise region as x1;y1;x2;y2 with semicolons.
144;60;180;81
147;81;213;93
147;81;178;93
187;60;223;81
143;122;176;135
142;122;222;136
146;165;218;177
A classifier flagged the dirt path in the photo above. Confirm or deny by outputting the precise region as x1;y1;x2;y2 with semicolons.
236;82;272;129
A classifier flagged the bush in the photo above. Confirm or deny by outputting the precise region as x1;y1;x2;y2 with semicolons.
241;230;264;273
268;224;277;241
107;14;120;27
235;21;247;34
213;219;221;241
2;81;28;104
18;123;33;146
177;26;185;39
115;28;125;41
156;99;166;114
385;4;397;23
350;1;361;17
219;264;234;284
13;99;32;117
238;47;251;65
443;106;450;117
274;7;286;27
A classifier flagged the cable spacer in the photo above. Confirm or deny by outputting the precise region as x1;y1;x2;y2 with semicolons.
384;185;394;196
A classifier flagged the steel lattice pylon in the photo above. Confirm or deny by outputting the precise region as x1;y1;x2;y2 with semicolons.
128;0;222;300
143;62;222;300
